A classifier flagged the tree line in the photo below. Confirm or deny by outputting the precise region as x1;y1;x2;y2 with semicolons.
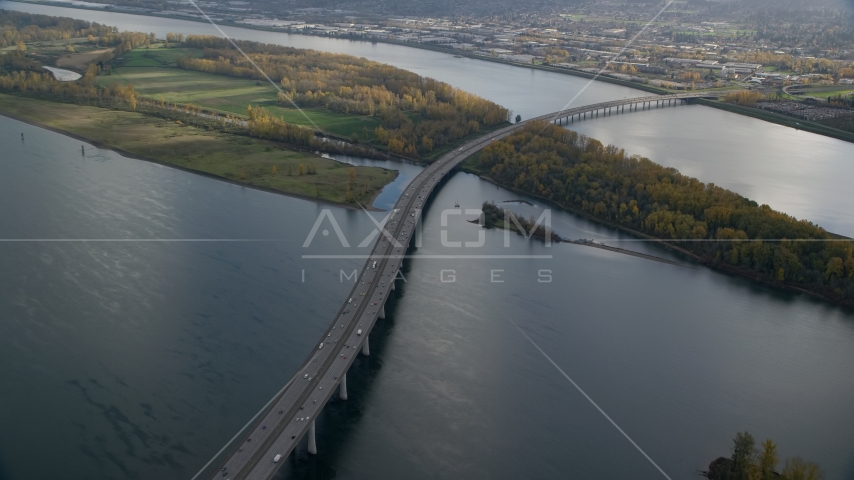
705;432;822;480
0;10;123;49
1;10;152;56
177;35;510;157
476;122;854;307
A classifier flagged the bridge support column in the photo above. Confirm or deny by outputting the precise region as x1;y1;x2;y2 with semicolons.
308;421;317;455
379;304;386;319
361;336;370;356
339;372;348;400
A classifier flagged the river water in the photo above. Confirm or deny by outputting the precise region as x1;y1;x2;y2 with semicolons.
1;3;854;480
4;1;854;237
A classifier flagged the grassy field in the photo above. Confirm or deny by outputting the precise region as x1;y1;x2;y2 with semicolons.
0;94;395;205
101;46;382;138
56;48;113;70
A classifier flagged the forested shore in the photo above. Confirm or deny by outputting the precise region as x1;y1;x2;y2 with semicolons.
471;121;854;307
177;35;510;156
705;432;822;480
0;11;402;205
1;11;510;163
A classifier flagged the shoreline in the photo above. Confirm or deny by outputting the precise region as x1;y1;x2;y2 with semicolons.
5;1;854;145
694;98;854;144
463;166;850;310
472;216;698;270
569;241;699;270
1;110;394;211
2;1;669;94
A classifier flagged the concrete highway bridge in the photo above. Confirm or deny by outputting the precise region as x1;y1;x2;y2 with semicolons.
543;92;723;125
201;91;723;480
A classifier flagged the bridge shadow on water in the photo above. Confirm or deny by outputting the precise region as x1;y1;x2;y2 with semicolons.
270;165;457;479
271;271;409;480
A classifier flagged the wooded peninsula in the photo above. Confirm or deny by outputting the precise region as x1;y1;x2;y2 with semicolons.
468;122;854;307
0;10;509;206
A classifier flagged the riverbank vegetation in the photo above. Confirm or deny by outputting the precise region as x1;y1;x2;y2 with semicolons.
469;121;854;307
177;35;510;157
99;46;386;139
2;11;511;162
705;432;822;480
0;93;394;206
718;89;854;137
0;11;443;205
480;201;564;243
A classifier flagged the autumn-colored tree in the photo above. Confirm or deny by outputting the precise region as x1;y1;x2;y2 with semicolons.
374;125;388;143
348;167;356;187
724;90;764;107
758;439;779;480
781;458;822;480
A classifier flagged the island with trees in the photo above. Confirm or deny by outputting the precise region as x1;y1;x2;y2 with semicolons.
466;121;854;308
705;432;822;480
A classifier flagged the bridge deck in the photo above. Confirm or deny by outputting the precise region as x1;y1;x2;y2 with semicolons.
538;92;720;122
207;91;721;480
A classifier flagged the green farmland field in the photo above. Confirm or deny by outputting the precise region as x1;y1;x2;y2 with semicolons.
102;47;382;138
